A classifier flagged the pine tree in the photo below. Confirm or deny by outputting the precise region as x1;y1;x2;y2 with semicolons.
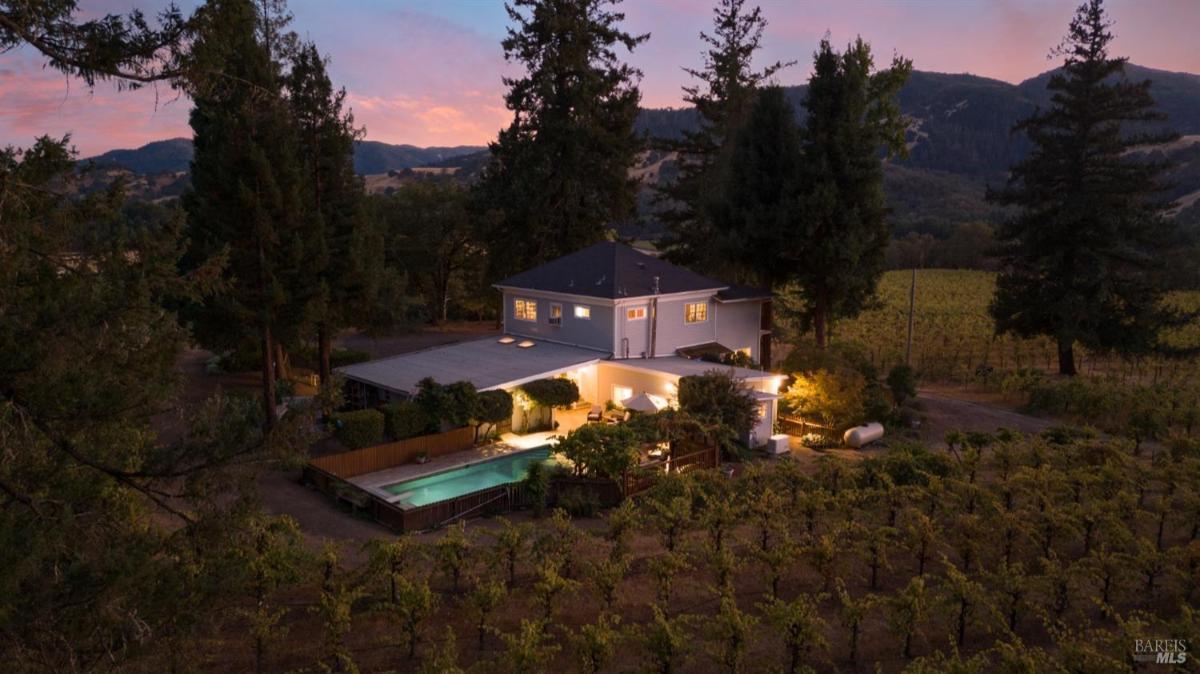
718;86;806;291
284;41;374;385
0;0;190;86
0;137;307;669
786;37;910;347
182;0;305;427
658;0;790;278
987;0;1184;375
474;0;647;284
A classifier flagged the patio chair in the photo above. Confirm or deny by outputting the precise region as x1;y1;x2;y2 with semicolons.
587;404;603;423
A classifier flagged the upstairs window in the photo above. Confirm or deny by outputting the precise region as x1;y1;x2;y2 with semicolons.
549;303;562;326
574;305;591;320
626;307;647;321
685;302;708;324
514;298;537;321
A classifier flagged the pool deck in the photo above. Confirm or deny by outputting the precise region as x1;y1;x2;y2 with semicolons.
348;430;562;505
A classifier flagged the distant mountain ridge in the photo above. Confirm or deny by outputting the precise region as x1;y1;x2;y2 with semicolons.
85;138;485;175
632;63;1200;233
81;63;1200;232
636;64;1200;178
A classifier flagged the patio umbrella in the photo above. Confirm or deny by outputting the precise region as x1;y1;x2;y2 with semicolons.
620;392;668;413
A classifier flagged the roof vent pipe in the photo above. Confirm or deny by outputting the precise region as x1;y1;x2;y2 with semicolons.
652;276;660;295
649;276;660;358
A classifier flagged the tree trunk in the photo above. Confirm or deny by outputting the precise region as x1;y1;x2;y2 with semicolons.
274;341;290;382
1057;337;1077;376
813;291;829;349
262;327;277;430
318;323;332;386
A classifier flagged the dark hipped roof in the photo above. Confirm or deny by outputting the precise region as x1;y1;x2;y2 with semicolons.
716;283;773;302
494;242;729;299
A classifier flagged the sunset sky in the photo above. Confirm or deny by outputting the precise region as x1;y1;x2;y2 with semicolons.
2;0;1198;157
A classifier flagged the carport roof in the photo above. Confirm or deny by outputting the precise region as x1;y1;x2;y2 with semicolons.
336;337;606;394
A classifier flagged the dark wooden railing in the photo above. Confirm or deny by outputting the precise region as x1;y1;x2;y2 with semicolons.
623;445;719;495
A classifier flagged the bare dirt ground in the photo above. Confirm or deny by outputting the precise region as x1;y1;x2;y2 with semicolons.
914;386;1055;447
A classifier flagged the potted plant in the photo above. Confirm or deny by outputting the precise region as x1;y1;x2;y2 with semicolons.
415;451;429;464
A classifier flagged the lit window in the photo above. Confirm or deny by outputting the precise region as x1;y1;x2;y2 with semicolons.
626;307;646;321
514;298;537;321
685;302;708;324
613;385;633;405
574;305;591;320
549;303;562;326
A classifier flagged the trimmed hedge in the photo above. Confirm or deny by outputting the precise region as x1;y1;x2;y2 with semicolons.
519;377;579;409
384;402;433;441
332;409;385;449
476;389;513;424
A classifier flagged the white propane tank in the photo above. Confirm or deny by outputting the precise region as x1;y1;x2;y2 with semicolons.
843;422;884;448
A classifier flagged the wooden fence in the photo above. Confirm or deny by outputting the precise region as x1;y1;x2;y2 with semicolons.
778;415;837;439
623;445;720;495
309;426;475;479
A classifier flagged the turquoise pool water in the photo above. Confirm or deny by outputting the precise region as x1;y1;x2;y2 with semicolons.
383;447;553;507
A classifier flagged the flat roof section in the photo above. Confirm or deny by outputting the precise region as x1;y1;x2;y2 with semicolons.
336;337;606;394
604;356;782;382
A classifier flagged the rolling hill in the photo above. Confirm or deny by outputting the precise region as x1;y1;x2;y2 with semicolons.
80;64;1200;235
85;139;485;175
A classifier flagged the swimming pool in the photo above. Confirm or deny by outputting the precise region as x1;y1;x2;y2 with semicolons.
382;446;553;507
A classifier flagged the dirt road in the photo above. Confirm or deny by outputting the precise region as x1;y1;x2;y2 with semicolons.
916;388;1054;446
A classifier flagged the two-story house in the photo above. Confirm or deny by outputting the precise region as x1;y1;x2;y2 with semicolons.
338;242;783;446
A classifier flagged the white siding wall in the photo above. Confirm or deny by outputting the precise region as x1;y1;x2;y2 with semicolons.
503;291;614;353
714;301;763;362
648;296;717;355
595;363;676;405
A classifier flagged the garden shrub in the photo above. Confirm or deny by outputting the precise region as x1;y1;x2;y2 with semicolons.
524;460;550;517
678;371;758;441
274;377;295;404
332;409;385;449
384;402;433;440
556;487;600;518
519;378;580;409
554;424;640;481
475;390;513;426
415;378;479;430
783;368;868;431
886;364;917;406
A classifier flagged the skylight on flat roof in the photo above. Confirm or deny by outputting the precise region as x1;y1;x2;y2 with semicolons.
498;336;515;344
517;340;536;348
